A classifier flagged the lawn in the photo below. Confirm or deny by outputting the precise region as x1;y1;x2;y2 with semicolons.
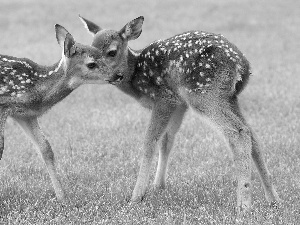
0;0;300;224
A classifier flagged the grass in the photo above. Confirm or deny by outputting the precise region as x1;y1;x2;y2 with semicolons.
0;0;300;224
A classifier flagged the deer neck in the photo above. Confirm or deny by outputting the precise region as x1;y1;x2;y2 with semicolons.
115;47;142;100
35;58;74;107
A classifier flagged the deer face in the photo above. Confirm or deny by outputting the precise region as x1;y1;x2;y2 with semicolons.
79;16;144;84
91;29;127;81
55;24;112;88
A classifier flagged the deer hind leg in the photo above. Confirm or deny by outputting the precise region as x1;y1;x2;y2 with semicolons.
232;106;281;205
131;101;178;202
0;108;10;160
14;117;65;201
190;98;252;213
251;132;281;204
153;104;187;190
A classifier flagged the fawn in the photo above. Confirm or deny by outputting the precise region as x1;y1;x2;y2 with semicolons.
80;16;281;212
0;24;111;200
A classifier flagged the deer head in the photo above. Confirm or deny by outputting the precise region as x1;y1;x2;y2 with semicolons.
55;24;113;89
79;16;144;84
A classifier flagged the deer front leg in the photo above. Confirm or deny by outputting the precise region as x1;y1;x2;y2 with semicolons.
14;117;65;201
153;104;187;189
0;108;10;160
131;102;177;202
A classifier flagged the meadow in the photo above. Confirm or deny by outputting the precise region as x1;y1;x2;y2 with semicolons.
0;0;300;224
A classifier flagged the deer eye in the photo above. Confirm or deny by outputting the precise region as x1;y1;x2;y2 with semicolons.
86;62;98;69
107;50;117;57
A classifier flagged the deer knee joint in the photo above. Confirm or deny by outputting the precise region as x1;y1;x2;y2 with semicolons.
244;182;250;188
236;127;251;145
238;127;250;137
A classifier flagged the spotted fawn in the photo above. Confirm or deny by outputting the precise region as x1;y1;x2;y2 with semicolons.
0;24;111;200
80;16;281;212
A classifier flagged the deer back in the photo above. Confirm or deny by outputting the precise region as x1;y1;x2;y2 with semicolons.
133;31;250;102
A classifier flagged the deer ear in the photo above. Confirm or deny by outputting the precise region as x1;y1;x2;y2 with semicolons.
119;16;144;41
55;24;76;57
79;15;101;35
64;33;76;57
55;24;69;48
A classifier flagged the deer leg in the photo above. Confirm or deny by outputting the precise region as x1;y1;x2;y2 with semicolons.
0;108;10;160
191;99;252;213
251;132;281;204
220;117;252;213
228;124;252;213
153;104;187;189
233;105;281;205
131;101;177;202
14;117;65;201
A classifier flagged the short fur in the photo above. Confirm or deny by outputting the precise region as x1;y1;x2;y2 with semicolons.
0;24;111;200
80;16;281;213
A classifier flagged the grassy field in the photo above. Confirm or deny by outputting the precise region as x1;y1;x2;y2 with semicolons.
0;0;300;224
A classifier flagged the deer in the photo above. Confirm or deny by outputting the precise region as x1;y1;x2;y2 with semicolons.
79;16;281;213
0;24;112;200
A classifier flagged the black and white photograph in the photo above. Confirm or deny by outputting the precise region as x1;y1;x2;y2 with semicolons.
0;0;299;224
